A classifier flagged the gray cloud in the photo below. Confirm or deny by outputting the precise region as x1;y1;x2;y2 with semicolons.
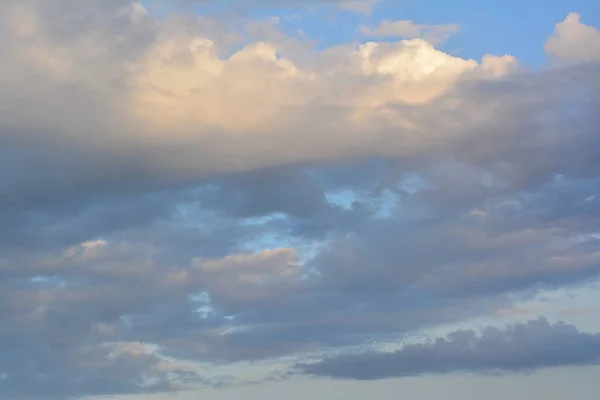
1;1;600;398
299;318;600;379
0;342;180;400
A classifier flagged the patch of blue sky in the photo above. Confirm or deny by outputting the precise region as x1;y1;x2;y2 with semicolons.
29;275;68;288
326;188;359;210
271;6;373;49
237;230;284;252
238;230;322;264
364;188;399;218
326;173;431;218
239;212;288;226
397;171;430;194
188;291;218;318
327;187;399;218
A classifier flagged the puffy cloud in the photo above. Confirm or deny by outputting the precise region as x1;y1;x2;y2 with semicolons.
298;318;600;379
544;12;600;62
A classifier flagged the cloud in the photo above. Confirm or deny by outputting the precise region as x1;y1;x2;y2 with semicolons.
156;0;381;14
1;1;600;398
0;339;197;400
360;19;460;45
339;0;379;15
544;12;600;62
298;318;600;379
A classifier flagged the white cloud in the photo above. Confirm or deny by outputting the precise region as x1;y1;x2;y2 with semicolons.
545;12;600;62
0;1;520;183
127;30;514;153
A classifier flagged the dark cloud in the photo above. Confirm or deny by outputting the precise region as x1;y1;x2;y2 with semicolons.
298;318;600;379
200;166;333;219
0;342;180;400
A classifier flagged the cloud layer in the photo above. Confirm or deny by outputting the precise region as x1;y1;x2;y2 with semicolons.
1;1;600;399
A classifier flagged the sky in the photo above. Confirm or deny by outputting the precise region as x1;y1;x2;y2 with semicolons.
1;0;600;399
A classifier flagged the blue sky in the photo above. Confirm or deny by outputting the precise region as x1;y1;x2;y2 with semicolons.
2;1;600;399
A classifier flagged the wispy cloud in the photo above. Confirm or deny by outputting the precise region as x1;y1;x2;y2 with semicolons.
360;19;460;45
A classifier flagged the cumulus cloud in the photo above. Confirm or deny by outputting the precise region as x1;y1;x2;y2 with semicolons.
0;1;519;188
1;1;600;399
299;318;600;379
544;12;600;62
